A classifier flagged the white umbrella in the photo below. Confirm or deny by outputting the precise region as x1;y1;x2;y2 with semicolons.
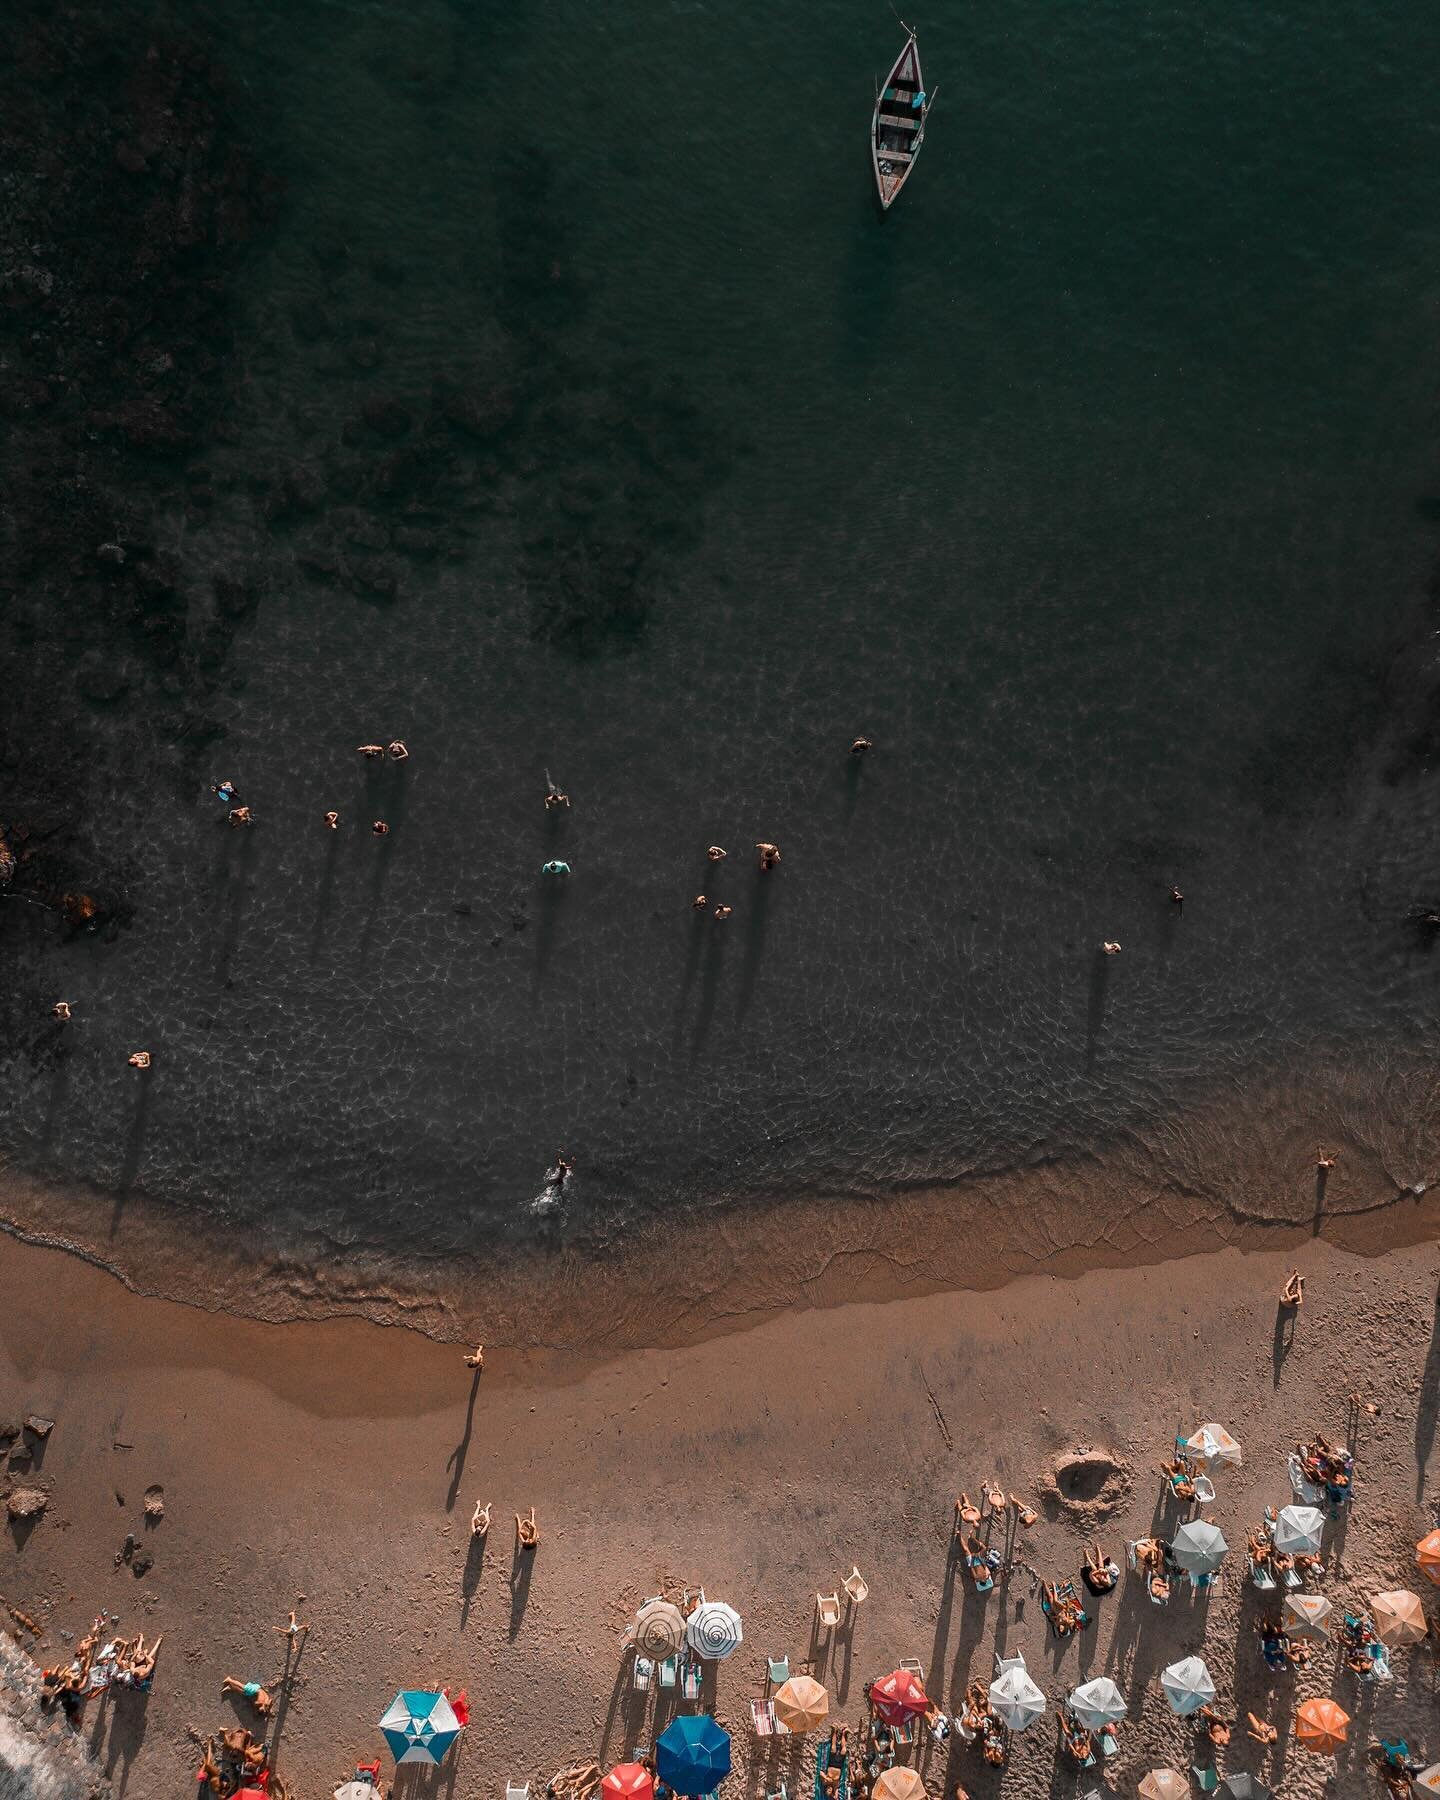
1273;1505;1324;1555
1139;1774;1188;1800
1170;1520;1228;1573
1068;1677;1127;1728
686;1600;743;1661
1160;1655;1216;1716
1283;1593;1333;1639
1414;1765;1440;1796
990;1665;1046;1730
1186;1423;1243;1468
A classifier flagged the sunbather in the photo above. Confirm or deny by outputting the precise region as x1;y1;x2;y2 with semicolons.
1280;1269;1304;1307
1009;1492;1037;1527
1294;1550;1323;1580
828;1725;849;1759
1197;1706;1230;1748
516;1508;539;1548
1247;1713;1278;1746
1159;1457;1196;1500
472;1501;492;1536
955;1493;981;1530
222;1675;275;1715
1133;1537;1165;1573
820;1767;842;1799
981;1479;1005;1515
197;1737;225;1794
1081;1541;1119;1594
1059;1713;1094;1765
1147;1571;1171;1604
979;1718;1006;1766
463;1343;485;1369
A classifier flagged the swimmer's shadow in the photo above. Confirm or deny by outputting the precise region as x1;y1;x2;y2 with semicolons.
444;1368;483;1513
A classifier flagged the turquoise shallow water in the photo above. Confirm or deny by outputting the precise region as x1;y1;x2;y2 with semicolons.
4;0;1440;1270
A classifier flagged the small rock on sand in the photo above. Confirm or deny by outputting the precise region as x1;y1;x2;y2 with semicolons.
7;1487;48;1520
143;1485;164;1519
23;1415;54;1439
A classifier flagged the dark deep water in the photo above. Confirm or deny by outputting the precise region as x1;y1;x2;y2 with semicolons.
4;0;1440;1279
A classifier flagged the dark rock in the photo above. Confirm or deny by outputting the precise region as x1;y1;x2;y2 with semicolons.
0;1420;19;1443
130;1548;153;1577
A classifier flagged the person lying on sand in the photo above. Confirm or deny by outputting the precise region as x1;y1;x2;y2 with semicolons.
1059;1713;1093;1764
222;1675;275;1715
820;1768;842;1799
1133;1537;1164;1573
956;1493;981;1531
827;1725;849;1758
1197;1706;1230;1747
124;1633;162;1685
1159;1457;1196;1500
197;1736;225;1794
1009;1492;1037;1527
1082;1542;1119;1593
981;1479;1005;1515
1247;1713;1278;1746
1169;886;1183;906
472;1502;492;1537
516;1508;539;1549
463;1344;485;1370
1280;1269;1305;1307
272;1612;307;1644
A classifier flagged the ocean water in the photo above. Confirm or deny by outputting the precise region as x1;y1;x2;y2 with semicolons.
3;0;1440;1284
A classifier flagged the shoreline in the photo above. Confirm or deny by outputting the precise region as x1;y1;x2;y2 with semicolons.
4;1065;1440;1353
3;1230;1438;1800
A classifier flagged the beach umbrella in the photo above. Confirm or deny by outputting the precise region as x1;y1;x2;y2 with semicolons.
1371;1589;1427;1647
1273;1505;1324;1555
1282;1593;1333;1639
873;1772;925;1800
1220;1778;1272;1800
635;1599;687;1658
869;1669;928;1725
989;1665;1046;1731
1138;1772;1188;1800
1415;1765;1440;1795
1068;1677;1127;1728
1160;1656;1216;1716
378;1690;462;1765
657;1717;731;1796
1170;1520;1228;1573
773;1676;829;1733
686;1601;743;1662
1295;1698;1349;1754
1417;1530;1440;1584
1187;1423;1243;1467
603;1766;655;1800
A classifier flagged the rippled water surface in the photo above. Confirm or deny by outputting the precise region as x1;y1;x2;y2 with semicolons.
4;0;1440;1271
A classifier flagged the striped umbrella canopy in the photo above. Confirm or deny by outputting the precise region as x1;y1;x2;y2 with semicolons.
603;1766;655;1800
1170;1521;1228;1574
869;1669;928;1724
1187;1423;1243;1467
873;1772;925;1800
1068;1677;1127;1728
1418;1531;1440;1585
1273;1505;1324;1555
989;1665;1045;1731
378;1690;462;1765
1371;1589;1427;1647
657;1717;731;1796
635;1599;687;1658
1138;1772;1188;1800
686;1601;743;1662
1283;1593;1333;1639
1296;1698;1349;1754
773;1676;829;1733
1160;1656;1216;1716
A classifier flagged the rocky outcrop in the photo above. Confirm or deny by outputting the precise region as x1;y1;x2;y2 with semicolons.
0;1637;111;1799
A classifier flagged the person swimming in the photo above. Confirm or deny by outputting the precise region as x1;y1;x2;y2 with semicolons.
542;859;571;876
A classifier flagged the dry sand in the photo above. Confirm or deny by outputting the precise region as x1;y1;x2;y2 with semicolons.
3;1230;1440;1800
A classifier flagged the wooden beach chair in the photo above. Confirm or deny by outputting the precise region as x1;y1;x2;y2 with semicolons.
751;1700;776;1737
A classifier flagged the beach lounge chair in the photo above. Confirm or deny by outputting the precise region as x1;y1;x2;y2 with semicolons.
752;1700;776;1737
681;1661;702;1701
659;1656;678;1689
1248;1558;1277;1591
995;1649;1029;1678
633;1658;654;1692
898;1658;924;1680
816;1593;841;1629
767;1785;787;1800
814;1745;849;1800
1192;1767;1219;1793
1192;1476;1217;1505
1099;1728;1119;1758
508;1785;530;1800
843;1567;869;1606
768;1657;790;1691
1287;1454;1324;1506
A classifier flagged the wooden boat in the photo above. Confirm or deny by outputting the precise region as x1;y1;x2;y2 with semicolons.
871;29;931;210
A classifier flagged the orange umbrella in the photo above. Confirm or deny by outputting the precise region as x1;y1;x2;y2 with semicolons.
603;1767;655;1800
873;1772;925;1800
1372;1590;1427;1648
773;1676;829;1733
869;1670;928;1725
1296;1698;1349;1754
1418;1531;1440;1585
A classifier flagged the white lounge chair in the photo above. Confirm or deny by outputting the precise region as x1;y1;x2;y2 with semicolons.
816;1593;841;1629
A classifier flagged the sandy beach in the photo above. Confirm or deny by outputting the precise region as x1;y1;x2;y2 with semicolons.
4;1229;1440;1799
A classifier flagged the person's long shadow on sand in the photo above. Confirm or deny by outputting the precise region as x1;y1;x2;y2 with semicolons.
267;1634;307;1769
1272;1301;1298;1386
1085;949;1111;1072
110;1061;155;1238
508;1539;535;1640
460;1529;488;1630
1417;1296;1440;1500
736;873;774;1023
97;1691;150;1800
445;1368;482;1513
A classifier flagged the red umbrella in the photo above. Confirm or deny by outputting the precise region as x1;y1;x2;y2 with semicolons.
869;1669;928;1724
604;1765;655;1800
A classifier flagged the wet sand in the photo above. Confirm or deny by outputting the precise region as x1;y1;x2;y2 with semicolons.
3;1231;1440;1799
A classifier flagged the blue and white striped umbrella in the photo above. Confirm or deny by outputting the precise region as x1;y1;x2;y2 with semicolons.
378;1689;462;1765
